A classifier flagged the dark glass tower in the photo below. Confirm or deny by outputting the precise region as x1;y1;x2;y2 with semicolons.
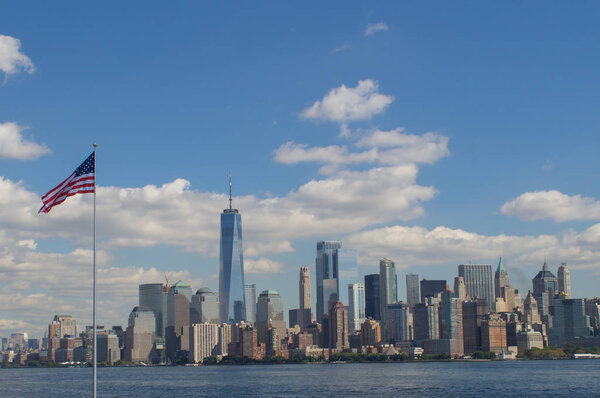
219;175;246;323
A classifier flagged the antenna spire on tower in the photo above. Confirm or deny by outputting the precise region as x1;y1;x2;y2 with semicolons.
229;171;233;210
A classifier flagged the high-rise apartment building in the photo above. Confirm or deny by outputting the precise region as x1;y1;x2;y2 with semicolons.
219;179;246;324
329;302;349;351
190;288;220;324
348;283;365;333
494;257;510;299
360;319;381;346
557;263;571;297
244;284;256;324
458;264;494;312
379;258;397;339
139;283;168;338
189;323;220;363
364;274;381;320
406;274;420;309
316;241;342;320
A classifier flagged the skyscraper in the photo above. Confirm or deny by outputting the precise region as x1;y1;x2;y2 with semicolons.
316;241;342;320
165;281;191;361
406;274;420;309
256;290;286;344
420;279;447;302
139;283;168;338
190;288;220;324
532;261;558;319
348;283;365;332
549;298;592;346
458;264;494;311
364;274;381;320
124;306;155;363
299;267;312;327
219;176;246;324
453;276;466;301
494;256;510;299
439;290;464;356
329;302;349;350
244;284;256;324
557;263;571;297
386;302;412;342
379;258;397;340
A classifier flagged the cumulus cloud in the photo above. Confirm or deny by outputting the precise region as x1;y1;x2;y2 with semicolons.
273;128;449;174
301;80;394;122
0;34;35;76
501;190;600;222
245;258;283;274
0;122;50;160
345;223;600;272
365;22;390;36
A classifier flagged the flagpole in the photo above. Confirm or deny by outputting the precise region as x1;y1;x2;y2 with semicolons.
92;143;97;398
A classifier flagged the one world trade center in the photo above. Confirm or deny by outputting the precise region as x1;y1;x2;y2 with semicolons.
219;174;246;323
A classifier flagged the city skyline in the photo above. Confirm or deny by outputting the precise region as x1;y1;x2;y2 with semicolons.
3;2;600;338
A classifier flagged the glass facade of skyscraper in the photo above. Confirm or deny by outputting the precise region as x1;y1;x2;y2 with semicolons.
458;264;494;312
316;241;342;321
219;209;246;324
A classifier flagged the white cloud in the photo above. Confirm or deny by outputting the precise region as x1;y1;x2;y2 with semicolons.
0;35;35;76
345;223;600;273
501;190;600;222
0;122;50;160
365;22;389;36
244;258;283;274
273;128;449;173
301;80;394;122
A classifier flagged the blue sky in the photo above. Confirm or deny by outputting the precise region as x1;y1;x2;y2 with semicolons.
1;1;600;337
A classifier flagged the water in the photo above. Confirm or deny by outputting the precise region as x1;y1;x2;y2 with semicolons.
1;360;599;397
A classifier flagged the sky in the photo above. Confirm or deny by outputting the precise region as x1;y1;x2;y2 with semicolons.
1;1;600;338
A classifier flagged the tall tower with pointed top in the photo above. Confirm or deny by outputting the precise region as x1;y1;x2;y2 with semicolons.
494;256;510;299
219;174;246;324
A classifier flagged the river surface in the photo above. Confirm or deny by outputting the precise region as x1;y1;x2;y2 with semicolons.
1;360;598;397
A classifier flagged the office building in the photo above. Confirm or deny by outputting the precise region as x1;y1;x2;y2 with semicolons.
523;291;541;325
549;298;593;346
440;290;464;356
139;283;168;338
481;314;507;354
406;274;420;308
244;284;256;324
413;303;439;342
532;261;558;319
165;281;191;361
50;315;77;338
256;290;286;344
462;299;488;354
190;288;220;324
557;263;571;297
329;302;349;351
124;306;155;363
494;257;510;299
517;330;544;352
386;302;412;342
219;180;246;324
298;267;312;328
364;274;381;320
348;283;365;332
316;241;342;320
379;258;397;339
97;334;121;364
420;279;447;302
454;276;466;301
458;264;494;311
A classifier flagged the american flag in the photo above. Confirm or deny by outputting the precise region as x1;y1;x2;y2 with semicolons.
39;152;95;213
